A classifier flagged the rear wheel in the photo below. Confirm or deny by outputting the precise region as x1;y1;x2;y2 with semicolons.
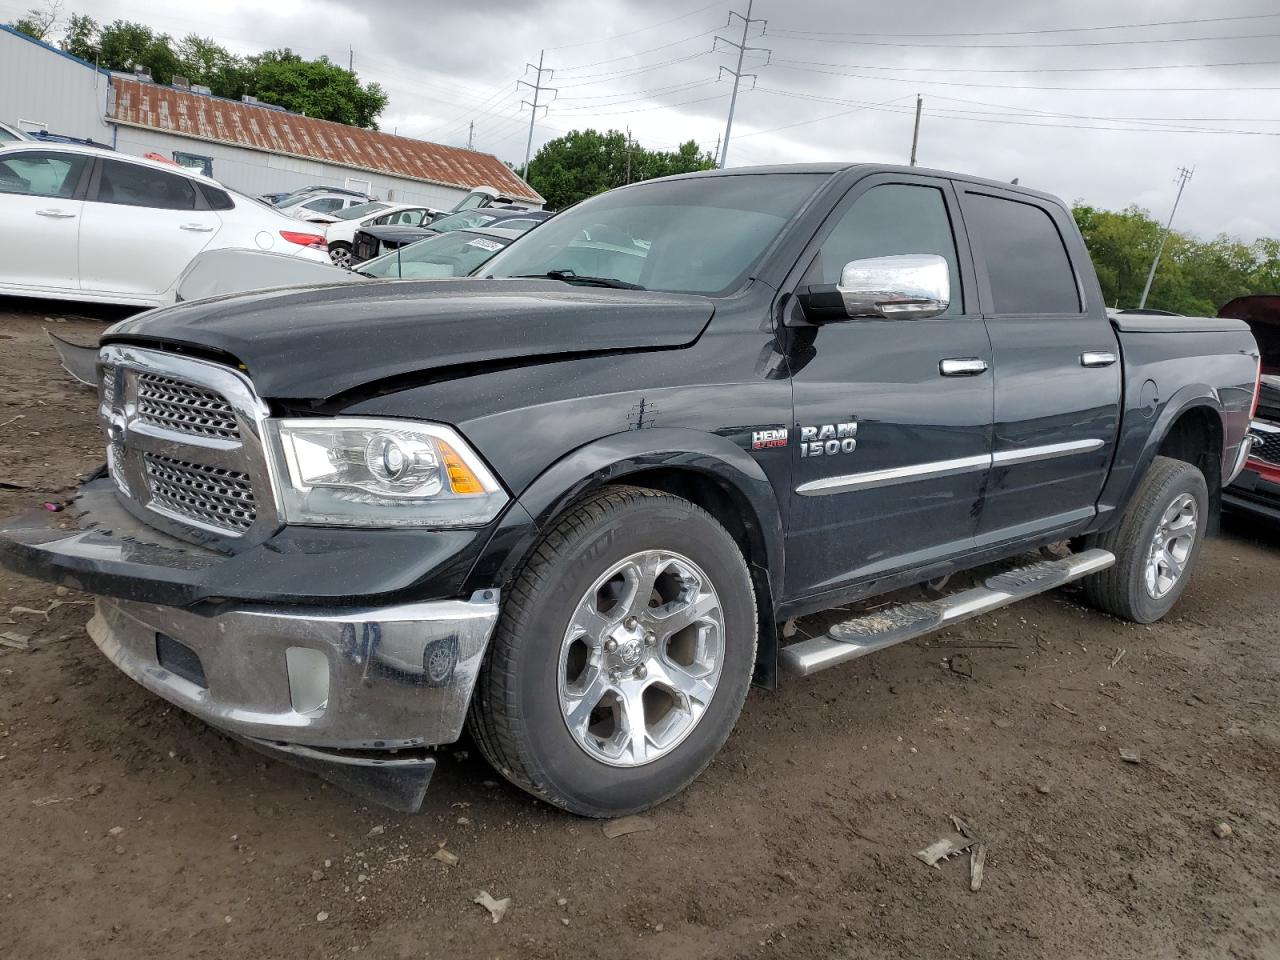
1082;455;1208;623
328;242;353;269
467;486;757;817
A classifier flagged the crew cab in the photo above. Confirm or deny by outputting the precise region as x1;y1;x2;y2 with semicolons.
0;164;1259;817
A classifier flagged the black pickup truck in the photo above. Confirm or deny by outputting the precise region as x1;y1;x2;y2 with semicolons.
0;164;1260;816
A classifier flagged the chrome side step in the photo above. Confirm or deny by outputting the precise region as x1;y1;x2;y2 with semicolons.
778;549;1115;678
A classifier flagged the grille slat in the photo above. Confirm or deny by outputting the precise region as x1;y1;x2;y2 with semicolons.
144;453;257;533
137;373;240;441
1252;428;1280;466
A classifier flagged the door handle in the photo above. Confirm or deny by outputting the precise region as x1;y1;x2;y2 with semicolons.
1080;351;1117;368
35;209;75;219
939;358;989;377
180;223;216;232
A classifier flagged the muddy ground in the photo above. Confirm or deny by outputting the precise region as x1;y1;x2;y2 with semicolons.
1;301;1277;960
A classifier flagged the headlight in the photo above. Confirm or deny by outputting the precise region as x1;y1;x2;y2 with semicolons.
267;418;507;527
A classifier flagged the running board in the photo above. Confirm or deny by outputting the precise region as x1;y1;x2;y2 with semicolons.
778;549;1115;678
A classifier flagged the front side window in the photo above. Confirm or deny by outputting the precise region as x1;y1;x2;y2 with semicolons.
0;151;87;198
964;192;1081;315
96;159;197;210
817;183;961;315
485;173;827;295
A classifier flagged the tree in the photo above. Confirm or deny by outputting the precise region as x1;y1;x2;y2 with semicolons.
247;50;387;128
60;11;97;61
1073;203;1280;314
96;19;181;83
10;0;61;40
527;129;716;208
175;34;251;99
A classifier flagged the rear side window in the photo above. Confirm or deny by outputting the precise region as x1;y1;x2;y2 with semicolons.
198;183;233;210
96;159;197;210
0;151;88;198
965;193;1080;314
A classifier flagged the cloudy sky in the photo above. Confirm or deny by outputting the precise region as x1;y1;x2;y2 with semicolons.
4;0;1278;239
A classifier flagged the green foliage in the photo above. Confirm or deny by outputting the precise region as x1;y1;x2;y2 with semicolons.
34;12;387;128
527;129;717;209
9;1;59;41
247;50;387;129
1073;203;1280;315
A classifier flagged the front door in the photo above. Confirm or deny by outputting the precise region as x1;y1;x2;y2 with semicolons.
958;186;1122;543
785;175;994;600
0;149;91;293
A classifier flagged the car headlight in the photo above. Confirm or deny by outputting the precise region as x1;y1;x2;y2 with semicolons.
267;418;507;527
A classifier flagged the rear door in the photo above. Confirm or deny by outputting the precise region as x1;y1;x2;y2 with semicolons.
785;174;994;598
0;149;91;292
79;158;221;299
958;185;1121;543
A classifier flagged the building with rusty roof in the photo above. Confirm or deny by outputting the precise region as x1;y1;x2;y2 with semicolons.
0;25;543;211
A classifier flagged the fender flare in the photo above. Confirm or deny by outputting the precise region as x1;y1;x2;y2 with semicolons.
462;428;786;686
1098;383;1226;526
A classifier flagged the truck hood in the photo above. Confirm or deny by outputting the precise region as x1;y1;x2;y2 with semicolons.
101;279;715;401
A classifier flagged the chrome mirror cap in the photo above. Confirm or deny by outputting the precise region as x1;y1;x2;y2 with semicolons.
837;254;950;320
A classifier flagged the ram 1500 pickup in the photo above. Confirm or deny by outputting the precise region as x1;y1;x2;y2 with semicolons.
0;164;1261;816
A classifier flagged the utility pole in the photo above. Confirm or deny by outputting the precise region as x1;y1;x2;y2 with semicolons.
716;1;770;168
467;121;475;151
625;126;632;184
348;46;354;73
519;50;556;180
909;95;922;166
1138;165;1194;309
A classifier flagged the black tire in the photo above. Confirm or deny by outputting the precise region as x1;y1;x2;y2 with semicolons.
327;242;353;269
467;486;757;817
1082;455;1209;623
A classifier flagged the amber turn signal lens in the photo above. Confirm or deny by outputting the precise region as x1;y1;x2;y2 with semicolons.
439;441;485;494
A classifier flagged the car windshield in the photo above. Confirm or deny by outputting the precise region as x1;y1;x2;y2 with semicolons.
333;201;390;220
484;173;826;295
429;211;499;232
358;231;509;279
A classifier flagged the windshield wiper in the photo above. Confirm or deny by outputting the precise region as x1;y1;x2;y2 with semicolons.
514;270;644;290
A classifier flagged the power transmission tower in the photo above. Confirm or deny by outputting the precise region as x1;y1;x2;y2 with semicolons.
715;1;770;168
467;121;475;151
1138;165;1194;309
519;51;556;180
909;95;922;166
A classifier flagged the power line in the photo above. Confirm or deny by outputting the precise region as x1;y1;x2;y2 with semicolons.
771;55;1280;74
547;0;724;51
767;11;1280;39
767;29;1280;49
555;27;721;73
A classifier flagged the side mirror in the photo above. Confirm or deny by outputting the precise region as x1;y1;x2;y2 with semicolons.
837;254;950;320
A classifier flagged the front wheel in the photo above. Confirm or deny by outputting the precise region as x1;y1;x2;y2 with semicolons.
1082;455;1209;623
467;486;757;817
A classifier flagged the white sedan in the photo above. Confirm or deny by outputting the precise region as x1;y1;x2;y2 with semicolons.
0;143;330;307
318;201;439;268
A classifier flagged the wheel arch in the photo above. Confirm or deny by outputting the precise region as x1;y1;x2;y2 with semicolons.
463;428;785;688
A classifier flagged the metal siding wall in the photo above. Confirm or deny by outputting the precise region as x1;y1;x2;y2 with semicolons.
0;32;112;143
110;126;477;208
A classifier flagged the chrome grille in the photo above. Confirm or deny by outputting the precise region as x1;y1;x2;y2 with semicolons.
100;363;116;409
1251;427;1280;466
137;372;240;441
144;453;257;532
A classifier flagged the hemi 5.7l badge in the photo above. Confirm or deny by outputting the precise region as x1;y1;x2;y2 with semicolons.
751;428;789;450
799;422;858;457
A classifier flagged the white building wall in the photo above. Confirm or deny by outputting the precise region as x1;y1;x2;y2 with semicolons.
0;29;113;143
112;126;486;209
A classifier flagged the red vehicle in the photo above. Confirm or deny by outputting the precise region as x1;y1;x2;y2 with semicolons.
1221;296;1280;521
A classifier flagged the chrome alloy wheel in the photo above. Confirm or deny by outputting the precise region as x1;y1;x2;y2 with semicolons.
557;550;725;768
329;245;353;269
1145;492;1198;599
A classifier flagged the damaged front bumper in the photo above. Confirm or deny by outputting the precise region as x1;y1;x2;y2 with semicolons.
0;480;500;812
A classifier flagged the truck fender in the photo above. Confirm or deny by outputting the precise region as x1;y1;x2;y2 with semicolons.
1097;383;1225;529
462;428;786;687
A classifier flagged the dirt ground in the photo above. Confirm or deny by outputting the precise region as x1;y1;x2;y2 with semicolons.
1;301;1277;960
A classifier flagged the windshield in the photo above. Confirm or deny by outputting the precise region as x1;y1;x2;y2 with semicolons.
429;211;499;232
333;200;389;221
358;230;509;279
484;173;825;295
